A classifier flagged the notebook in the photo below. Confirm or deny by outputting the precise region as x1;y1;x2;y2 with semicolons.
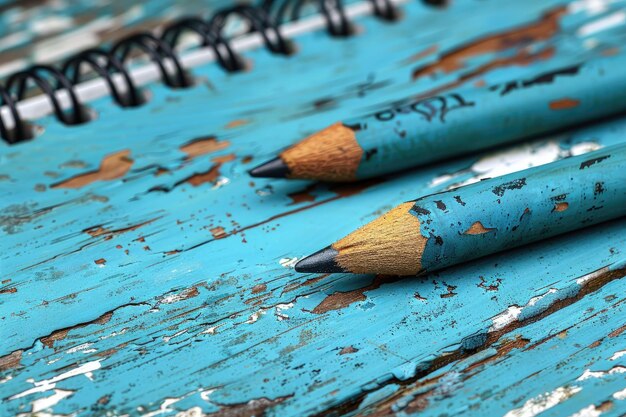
1;0;625;416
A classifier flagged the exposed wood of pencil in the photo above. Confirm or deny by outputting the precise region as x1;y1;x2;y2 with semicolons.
280;123;363;182
332;202;427;275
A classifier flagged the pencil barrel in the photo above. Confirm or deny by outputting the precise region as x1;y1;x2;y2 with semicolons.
351;56;626;179
410;143;626;272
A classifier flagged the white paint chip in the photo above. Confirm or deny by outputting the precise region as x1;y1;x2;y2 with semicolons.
140;396;182;417
31;389;74;412
160;288;197;304
527;288;558;307
245;309;266;324
613;387;626;400
9;360;101;400
30;16;73;35
610;350;626;361
568;0;619;15
429;141;601;191
275;303;294;321
175;407;204;417
569;404;604;417
489;305;522;332
503;386;582;417
577;10;626;36
569;142;602;156
575;267;607;286
279;258;299;268
212;177;230;190
200;388;216;402
201;326;219;335
100;328;128;340
577;366;626;381
163;329;187;343
66;343;93;354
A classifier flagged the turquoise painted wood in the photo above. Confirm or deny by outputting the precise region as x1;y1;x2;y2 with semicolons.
411;143;626;273
0;0;343;80
1;1;625;416
354;56;626;178
0;0;238;79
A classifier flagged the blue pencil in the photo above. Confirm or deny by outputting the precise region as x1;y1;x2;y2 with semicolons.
296;142;626;275
252;55;626;182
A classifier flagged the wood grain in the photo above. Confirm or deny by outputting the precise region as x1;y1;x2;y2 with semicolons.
1;1;626;416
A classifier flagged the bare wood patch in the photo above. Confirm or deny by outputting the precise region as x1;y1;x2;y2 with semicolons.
403;45;438;64
601;47;620;56
340;346;359;355
609;324;626;338
210;226;227;239
185;165;221;186
315;267;626;417
180;137;230;159
0;350;22;370
160;287;199;304
212;154;237;164
41;311;113;348
312;276;396;314
225;119;249;129
313;291;366;314
288;184;317;205
549;98;580;110
464;221;496;235
83;218;158;240
413;47;555;101
412;7;566;79
209;395;292;417
52;150;133;189
251;284;267;294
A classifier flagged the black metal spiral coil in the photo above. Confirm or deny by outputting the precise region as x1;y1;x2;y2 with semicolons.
0;0;437;145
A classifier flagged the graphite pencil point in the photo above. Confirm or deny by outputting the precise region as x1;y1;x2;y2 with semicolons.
249;157;290;178
248;123;363;182
295;246;345;273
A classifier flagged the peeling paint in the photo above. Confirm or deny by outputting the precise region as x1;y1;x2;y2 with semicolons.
51;150;133;189
2;1;626;416
490;306;523;332
576;366;626;381
8;360;101;400
31;389;74;413
503;386;582;417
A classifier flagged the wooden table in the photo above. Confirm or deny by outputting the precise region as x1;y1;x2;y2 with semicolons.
1;1;625;416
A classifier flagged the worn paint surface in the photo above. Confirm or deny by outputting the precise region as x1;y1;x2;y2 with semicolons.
348;1;626;179
1;1;626;416
353;56;626;178
411;143;626;272
0;0;239;79
0;0;346;79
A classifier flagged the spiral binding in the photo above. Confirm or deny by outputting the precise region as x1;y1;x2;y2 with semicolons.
0;0;439;145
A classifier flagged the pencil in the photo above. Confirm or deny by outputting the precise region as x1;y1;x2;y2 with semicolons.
250;56;626;182
294;143;626;275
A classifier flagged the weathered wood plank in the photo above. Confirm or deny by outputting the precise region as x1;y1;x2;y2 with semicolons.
0;0;236;78
1;1;626;416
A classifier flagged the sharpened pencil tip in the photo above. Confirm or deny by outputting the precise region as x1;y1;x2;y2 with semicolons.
295;246;346;273
249;157;290;178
